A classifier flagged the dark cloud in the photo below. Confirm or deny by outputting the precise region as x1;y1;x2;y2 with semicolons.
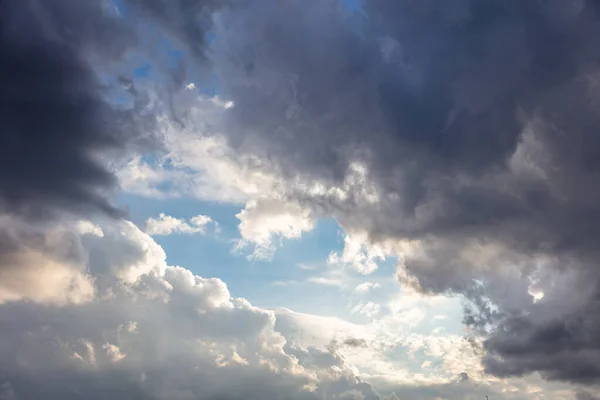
577;390;600;400
201;0;600;257
0;0;160;220
342;338;367;348
167;0;600;386
125;0;226;58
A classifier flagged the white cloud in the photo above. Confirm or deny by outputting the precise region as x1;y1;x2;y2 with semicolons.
234;198;314;260
0;217;385;400
297;263;318;270
108;85;584;400
0;217;95;305
117;93;281;205
328;233;387;275
0;215;578;399
307;277;344;287
354;282;381;295
143;213;216;236
84;219;168;285
0;249;95;305
117;154;182;199
351;302;381;318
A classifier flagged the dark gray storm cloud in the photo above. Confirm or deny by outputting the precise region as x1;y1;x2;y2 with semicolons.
0;0;192;221
158;0;600;385
577;390;600;400
0;0;142;219
343;338;368;348
211;0;600;250
1;0;120;219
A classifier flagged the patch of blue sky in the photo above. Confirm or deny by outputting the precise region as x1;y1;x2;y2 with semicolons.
197;72;221;97
133;63;152;78
269;218;343;270
95;70;136;110
341;0;363;15
412;297;465;337
117;192;241;268
251;218;349;313
263;281;354;318
117;192;339;308
205;31;217;47
118;191;366;317
110;0;127;17
340;0;368;38
247;220;409;320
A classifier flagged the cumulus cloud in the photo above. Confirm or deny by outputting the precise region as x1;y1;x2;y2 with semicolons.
354;282;381;295
328;234;386;275
0;0;161;220
0;218;384;400
351;302;381;318
235;198;314;260
143;213;216;236
307;277;344;288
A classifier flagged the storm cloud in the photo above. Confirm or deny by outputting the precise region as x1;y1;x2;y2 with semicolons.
152;0;600;385
1;0;134;219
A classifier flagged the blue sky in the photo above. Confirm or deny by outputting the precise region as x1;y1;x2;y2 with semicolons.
119;191;422;320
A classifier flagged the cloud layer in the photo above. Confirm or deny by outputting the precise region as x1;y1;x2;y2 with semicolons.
140;0;600;385
5;0;600;396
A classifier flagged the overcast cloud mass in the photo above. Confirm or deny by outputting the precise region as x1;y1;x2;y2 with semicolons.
3;0;600;399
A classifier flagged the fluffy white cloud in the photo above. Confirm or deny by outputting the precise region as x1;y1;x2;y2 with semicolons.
328;233;387;275
354;282;381;295
0;216;95;305
117;93;281;205
0;217;385;400
307;277;344;288
0;249;95;305
235;198;314;260
351;302;381;318
143;213;216;236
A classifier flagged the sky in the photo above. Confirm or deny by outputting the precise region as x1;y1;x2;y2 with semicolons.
2;0;600;399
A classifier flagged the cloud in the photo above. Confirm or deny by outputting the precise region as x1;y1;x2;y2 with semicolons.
234;198;314;260
343;338;368;349
0;217;384;400
136;0;600;386
354;282;381;295
7;0;600;392
275;297;580;400
143;213;216;236
0;0;159;221
0;216;95;305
